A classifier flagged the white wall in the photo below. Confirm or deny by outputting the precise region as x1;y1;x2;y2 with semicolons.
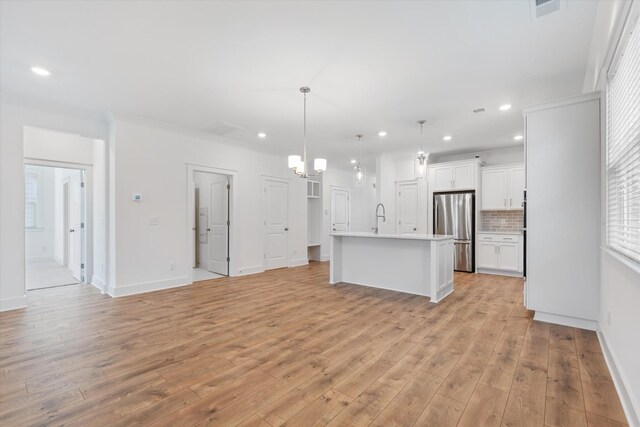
432;145;524;166
594;2;640;424
24;165;56;262
107;118;307;296
0;99;108;311
193;171;228;268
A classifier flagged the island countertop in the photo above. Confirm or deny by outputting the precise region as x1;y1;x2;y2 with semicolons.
330;232;454;241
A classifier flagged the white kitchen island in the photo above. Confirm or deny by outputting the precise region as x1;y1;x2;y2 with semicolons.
330;233;455;303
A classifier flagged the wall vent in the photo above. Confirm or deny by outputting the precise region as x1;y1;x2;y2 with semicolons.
202;121;243;136
473;108;486;113
530;0;563;19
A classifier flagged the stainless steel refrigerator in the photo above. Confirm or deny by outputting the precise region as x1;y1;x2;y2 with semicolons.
434;191;475;272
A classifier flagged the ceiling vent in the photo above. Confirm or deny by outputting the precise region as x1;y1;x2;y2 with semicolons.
530;0;563;19
473;108;486;113
202;121;243;136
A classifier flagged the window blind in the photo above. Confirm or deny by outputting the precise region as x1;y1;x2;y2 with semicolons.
25;173;38;228
607;17;640;263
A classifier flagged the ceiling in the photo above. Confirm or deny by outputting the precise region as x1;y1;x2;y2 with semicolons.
0;1;599;170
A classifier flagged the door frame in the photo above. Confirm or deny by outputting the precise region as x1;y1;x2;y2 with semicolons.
330;186;351;233
23;159;92;289
187;164;238;283
262;175;291;270
395;179;420;234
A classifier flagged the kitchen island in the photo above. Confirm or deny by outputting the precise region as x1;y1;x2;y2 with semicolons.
330;232;455;303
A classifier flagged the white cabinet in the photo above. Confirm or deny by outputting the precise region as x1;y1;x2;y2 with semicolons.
477;233;522;274
508;167;525;208
429;160;480;192
481;164;524;210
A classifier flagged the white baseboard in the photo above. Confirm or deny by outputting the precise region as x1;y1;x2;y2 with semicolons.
289;257;309;268
90;275;106;293
321;255;330;262
0;295;27;312
598;331;640;427
107;276;190;297
533;311;598;331
236;265;264;277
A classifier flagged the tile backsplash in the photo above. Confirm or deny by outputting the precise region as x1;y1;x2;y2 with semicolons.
480;210;524;232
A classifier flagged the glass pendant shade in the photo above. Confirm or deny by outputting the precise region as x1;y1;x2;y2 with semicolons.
354;163;366;187
288;155;301;169
414;152;428;180
314;158;327;172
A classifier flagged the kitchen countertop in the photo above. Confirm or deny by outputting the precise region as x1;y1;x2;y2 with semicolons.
330;232;454;241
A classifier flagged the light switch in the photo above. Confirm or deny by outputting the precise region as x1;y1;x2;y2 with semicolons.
132;193;142;202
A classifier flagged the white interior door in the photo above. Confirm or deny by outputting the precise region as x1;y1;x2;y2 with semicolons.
68;177;82;281
331;187;350;233
208;180;229;275
397;182;418;233
264;179;289;270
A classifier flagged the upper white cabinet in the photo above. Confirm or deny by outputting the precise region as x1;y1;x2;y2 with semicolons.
429;160;481;192
481;164;524;210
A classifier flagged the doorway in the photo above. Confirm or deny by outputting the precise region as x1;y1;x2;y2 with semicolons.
24;165;86;290
192;170;231;281
263;177;290;270
330;186;350;234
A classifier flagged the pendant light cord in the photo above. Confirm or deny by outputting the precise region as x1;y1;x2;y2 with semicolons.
303;91;307;168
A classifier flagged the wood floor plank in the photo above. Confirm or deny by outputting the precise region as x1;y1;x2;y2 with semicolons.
0;262;627;426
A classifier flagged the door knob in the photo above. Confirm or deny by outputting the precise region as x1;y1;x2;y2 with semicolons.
413;227;417;231
206;228;211;232
285;227;289;231
69;229;75;233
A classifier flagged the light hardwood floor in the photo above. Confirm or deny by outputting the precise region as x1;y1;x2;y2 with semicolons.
0;262;627;426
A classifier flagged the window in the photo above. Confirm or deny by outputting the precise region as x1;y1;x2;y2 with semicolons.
607;16;640;263
24;172;39;228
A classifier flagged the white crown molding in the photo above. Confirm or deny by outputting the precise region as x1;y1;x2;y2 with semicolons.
522;91;602;115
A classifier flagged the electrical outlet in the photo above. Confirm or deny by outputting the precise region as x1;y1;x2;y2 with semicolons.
169;262;175;271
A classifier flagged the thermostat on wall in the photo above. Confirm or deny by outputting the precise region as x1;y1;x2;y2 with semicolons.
132;193;142;202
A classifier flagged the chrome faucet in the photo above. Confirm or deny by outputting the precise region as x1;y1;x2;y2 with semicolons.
372;203;386;234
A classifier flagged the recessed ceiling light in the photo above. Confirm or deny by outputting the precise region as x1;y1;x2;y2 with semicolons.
257;132;266;138
350;159;357;164
378;131;387;137
514;135;524;141
31;66;51;76
499;104;512;111
443;135;452;141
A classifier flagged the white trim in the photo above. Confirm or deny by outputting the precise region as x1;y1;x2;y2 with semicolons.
0;296;28;312
602;246;640;276
598;330;640;427
236;265;264;276
522;92;602;115
186;164;238;284
289;257;309;268
533;311;599;331
321;255;330;262
107;276;190;297
89;280;105;294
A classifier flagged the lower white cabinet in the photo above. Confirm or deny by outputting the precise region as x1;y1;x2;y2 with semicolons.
477;233;522;274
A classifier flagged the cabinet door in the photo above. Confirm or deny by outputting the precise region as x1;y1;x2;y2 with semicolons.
481;169;508;210
498;243;519;271
397;182;419;233
432;166;453;191
453;163;475;189
478;242;499;269
508;167;525;209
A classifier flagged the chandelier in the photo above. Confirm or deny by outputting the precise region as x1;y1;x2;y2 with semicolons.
415;120;429;180
353;134;366;187
288;87;327;177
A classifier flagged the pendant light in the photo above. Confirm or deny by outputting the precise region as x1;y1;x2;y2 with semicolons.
288;87;327;177
414;120;429;180
353;134;366;187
